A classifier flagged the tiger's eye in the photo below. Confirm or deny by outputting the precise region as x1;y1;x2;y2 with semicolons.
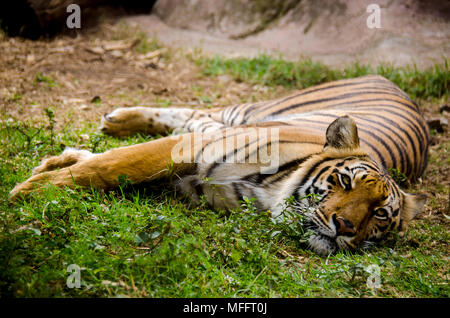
374;208;389;220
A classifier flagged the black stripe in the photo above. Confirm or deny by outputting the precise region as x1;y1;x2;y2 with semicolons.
327;175;336;185
199;122;220;132
194;129;247;163
397;219;404;231
206;138;319;179
243;77;391;120
273;97;420;121
359;103;429;153
205;138;260;177
348;88;412;102
243;155;313;184
358;162;380;173
353;105;428;177
292;156;349;200
185;110;196;123
233;182;244;202
186;113;208;131
353;105;426;148
376;224;389;232
191;179;203;198
390;179;401;200
266;92;418;118
389;221;397;231
349;83;411;98
314;112;400;170
243;138;322;163
349;114;409;176
288;116;388;168
227;103;244;126
392;208;399;217
264;168;298;185
350;113;415;177
309;165;332;190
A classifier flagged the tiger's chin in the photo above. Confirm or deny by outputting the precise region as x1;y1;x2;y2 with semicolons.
307;233;354;256
308;233;338;256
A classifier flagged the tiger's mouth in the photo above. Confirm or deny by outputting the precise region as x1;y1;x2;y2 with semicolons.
289;204;341;255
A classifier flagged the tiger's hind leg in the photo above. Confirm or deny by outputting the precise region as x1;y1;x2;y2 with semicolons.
99;106;226;137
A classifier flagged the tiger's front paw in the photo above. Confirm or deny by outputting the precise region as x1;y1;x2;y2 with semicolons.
10;163;78;202
10;149;87;201
9;171;54;202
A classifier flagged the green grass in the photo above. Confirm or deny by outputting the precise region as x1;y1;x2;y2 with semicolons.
135;31;161;54
109;22;162;55
1;41;448;297
34;73;57;88
0;111;448;297
196;55;449;100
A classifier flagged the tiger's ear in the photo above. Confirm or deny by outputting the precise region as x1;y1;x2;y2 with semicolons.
324;116;360;150
399;192;427;234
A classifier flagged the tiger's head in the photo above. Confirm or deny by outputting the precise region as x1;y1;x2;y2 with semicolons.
293;116;426;255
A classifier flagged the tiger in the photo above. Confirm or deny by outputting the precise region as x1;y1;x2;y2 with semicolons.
10;75;430;255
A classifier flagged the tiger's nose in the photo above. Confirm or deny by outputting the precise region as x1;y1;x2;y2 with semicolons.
332;214;356;236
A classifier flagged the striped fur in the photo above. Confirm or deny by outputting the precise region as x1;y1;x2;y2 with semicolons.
10;75;430;255
99;75;429;181
193;75;429;181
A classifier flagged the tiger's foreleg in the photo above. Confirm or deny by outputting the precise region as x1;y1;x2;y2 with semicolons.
9;134;197;201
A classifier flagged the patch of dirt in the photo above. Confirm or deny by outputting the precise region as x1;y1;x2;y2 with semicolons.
414;100;450;222
0;23;284;131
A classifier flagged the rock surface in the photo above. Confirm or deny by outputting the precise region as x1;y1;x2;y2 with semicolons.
125;0;450;68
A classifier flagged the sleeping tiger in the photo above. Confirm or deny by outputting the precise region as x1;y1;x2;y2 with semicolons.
10;75;430;255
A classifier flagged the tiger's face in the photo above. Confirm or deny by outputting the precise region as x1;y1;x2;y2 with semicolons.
298;116;426;255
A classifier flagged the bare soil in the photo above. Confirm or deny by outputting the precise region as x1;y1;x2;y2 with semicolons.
0;23;283;131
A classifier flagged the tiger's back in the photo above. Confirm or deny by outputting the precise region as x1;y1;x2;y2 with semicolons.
208;75;430;181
